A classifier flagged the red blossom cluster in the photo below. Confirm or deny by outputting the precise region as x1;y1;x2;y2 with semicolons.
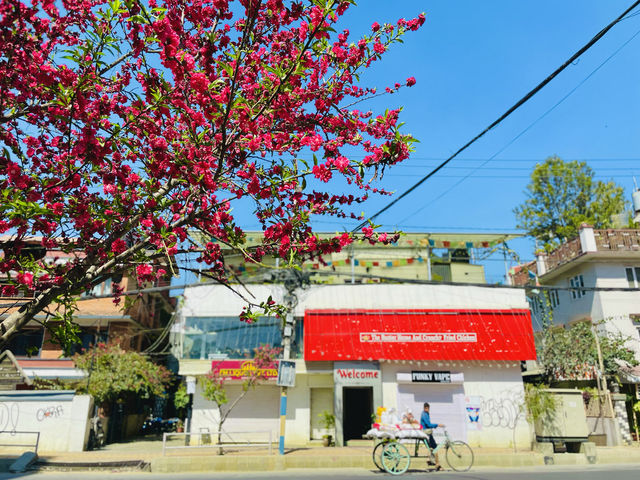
0;0;425;341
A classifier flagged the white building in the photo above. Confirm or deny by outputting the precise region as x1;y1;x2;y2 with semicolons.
519;224;640;361
174;283;536;449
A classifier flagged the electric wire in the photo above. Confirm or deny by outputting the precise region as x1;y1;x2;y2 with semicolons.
396;25;640;224
352;0;640;232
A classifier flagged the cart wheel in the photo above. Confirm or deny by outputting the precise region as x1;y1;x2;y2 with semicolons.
445;440;474;472
382;441;411;475
372;441;386;471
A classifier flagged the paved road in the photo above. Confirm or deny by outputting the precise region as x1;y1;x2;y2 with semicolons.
1;465;639;480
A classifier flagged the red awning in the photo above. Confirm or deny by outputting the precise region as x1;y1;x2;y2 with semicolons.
304;309;536;361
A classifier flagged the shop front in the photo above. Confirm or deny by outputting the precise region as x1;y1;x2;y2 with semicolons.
333;361;382;445
304;308;536;448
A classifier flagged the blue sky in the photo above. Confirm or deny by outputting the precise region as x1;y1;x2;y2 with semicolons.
297;0;640;282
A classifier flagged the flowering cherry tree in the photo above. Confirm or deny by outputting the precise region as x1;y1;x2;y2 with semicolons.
0;0;424;346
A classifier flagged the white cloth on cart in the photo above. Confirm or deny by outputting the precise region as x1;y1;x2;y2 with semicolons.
365;428;396;439
365;424;430;440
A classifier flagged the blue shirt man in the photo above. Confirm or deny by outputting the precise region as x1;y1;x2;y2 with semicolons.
420;402;444;469
420;408;439;430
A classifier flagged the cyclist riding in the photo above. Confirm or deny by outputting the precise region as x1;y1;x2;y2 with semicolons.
420;402;445;471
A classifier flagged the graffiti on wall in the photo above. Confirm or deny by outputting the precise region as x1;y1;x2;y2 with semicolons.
36;405;64;422
465;388;525;431
0;402;19;433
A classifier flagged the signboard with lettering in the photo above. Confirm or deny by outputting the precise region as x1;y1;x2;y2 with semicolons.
211;360;279;380
277;360;296;387
411;371;451;383
333;361;381;386
304;308;535;361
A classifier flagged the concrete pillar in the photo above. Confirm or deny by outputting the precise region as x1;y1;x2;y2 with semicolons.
612;393;632;445
535;252;547;276
578;223;597;253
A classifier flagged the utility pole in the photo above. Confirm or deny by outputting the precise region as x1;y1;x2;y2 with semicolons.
503;244;511;286
349;245;355;284
279;303;294;455
592;322;615;419
275;269;309;455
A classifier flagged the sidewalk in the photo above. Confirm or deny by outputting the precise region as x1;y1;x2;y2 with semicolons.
2;437;640;473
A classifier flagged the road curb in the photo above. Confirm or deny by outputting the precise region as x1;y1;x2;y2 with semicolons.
149;452;550;473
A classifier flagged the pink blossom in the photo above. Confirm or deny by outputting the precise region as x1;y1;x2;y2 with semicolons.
136;264;153;277
111;238;127;254
17;272;34;287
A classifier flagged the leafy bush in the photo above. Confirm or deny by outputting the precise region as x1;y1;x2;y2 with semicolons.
523;384;557;425
73;343;172;404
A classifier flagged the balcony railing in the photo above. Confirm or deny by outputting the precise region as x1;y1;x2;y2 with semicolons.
593;229;640;252
546;237;582;272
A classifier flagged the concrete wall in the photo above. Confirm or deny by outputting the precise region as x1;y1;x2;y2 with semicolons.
0;390;92;452
382;361;530;450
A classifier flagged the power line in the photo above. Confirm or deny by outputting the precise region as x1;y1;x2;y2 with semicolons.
397;24;640;223
353;0;640;232
346;155;640;162
383;174;640;179
388;165;640;171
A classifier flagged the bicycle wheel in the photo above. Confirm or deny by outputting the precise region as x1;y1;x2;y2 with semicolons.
382;441;411;475
372;441;386;471
445;441;474;472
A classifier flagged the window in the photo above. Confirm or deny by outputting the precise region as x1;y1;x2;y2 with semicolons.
631;314;640;338
6;328;44;356
80;275;120;297
569;274;585;299
182;316;303;360
528;295;543;315
625;267;640;288
68;328;109;356
548;289;560;309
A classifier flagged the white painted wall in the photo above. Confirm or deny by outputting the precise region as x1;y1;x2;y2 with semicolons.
381;362;530;449
190;370;334;447
0;391;92;452
537;260;640;360
191;381;280;444
179;283;529;319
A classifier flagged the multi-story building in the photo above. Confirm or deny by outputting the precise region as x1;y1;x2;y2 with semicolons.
213;231;522;285
0;236;174;383
510;224;640;362
173;232;536;450
510;224;640;445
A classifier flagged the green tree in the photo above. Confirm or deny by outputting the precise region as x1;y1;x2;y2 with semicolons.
537;317;638;384
514;156;627;249
73;343;172;404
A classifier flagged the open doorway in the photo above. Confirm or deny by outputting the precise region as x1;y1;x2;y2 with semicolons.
343;386;373;444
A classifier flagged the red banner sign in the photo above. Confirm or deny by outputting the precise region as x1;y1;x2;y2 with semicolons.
211;360;279;380
304;309;536;362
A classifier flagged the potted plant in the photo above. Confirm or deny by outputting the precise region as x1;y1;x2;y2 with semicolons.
318;410;335;447
175;419;185;433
